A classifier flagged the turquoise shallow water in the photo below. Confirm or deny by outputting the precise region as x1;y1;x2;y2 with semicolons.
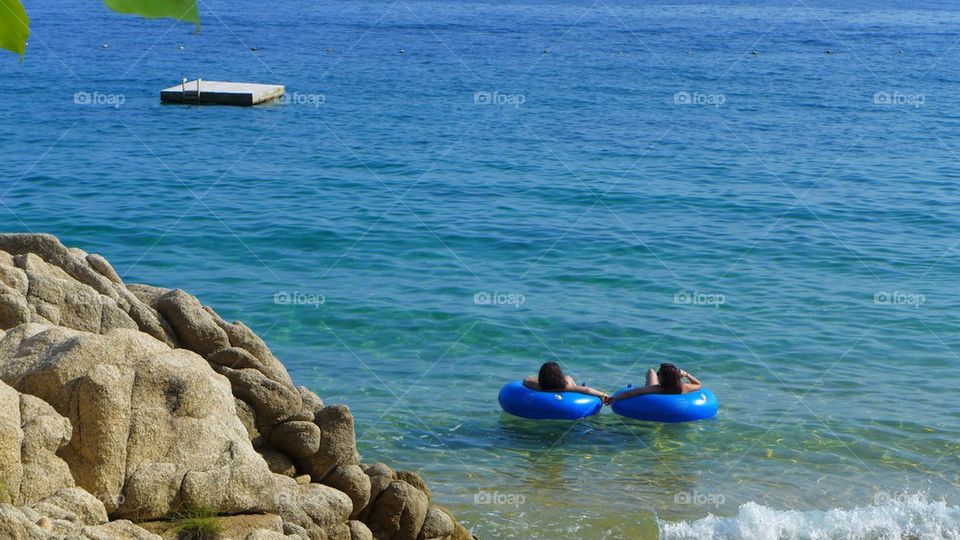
3;0;960;537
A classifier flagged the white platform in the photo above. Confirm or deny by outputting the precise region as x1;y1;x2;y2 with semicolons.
161;80;285;106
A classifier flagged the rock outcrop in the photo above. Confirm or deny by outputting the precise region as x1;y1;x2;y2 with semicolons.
0;378;159;539
0;234;472;540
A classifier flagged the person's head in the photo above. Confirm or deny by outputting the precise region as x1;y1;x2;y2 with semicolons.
538;362;566;391
658;363;683;394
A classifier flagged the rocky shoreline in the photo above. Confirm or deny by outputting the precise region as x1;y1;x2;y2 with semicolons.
0;233;472;540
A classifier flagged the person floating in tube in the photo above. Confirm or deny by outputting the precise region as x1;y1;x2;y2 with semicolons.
603;363;702;405
522;362;609;401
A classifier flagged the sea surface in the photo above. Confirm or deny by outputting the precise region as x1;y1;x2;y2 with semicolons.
3;0;960;537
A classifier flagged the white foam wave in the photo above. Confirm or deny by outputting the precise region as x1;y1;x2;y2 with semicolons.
659;494;960;540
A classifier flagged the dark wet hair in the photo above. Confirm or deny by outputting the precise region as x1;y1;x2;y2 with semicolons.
538;362;566;391
658;363;683;394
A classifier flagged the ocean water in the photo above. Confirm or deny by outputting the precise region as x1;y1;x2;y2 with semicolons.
3;0;960;537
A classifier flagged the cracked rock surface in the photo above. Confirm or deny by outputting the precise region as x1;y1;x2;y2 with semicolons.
0;234;472;540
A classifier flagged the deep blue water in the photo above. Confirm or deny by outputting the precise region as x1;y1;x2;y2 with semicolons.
3;0;960;537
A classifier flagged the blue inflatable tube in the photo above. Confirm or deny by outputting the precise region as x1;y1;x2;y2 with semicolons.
498;381;602;420
611;386;718;423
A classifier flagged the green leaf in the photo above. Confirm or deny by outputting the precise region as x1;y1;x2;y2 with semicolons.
0;0;29;58
103;0;199;27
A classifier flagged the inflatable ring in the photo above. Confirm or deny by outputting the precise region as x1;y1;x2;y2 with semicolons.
498;381;602;420
611;386;718;422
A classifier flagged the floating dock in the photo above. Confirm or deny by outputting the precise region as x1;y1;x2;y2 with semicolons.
161;80;284;106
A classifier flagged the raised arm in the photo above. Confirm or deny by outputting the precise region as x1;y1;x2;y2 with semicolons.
680;370;702;391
